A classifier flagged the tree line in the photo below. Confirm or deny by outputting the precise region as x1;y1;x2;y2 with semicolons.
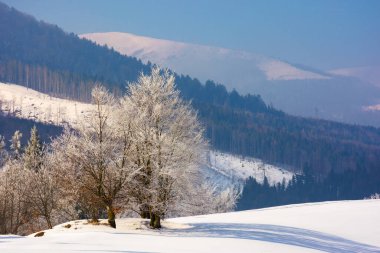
237;165;380;210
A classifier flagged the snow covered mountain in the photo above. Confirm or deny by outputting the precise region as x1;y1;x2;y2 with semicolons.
329;66;380;87
80;32;330;89
80;32;380;127
1;200;379;252
0;82;293;188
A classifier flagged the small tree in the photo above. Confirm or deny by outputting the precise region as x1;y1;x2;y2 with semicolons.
24;126;44;172
0;159;31;234
0;135;7;167
53;86;135;228
10;130;22;160
25;152;60;229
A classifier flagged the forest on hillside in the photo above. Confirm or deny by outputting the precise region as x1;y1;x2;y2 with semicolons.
237;167;380;210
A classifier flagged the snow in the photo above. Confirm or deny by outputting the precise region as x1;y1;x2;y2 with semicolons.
1;200;379;252
329;66;380;87
80;32;330;92
259;60;329;81
363;104;380;112
0;82;93;127
204;150;294;191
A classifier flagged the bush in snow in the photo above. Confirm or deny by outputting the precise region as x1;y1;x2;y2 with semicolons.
365;193;380;199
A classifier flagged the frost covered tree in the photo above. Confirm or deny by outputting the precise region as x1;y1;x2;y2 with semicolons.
52;86;135;228
10;130;22;160
0;135;7;167
0;159;30;234
1;127;61;232
119;67;207;228
21;127;57;229
25;151;62;229
180;182;239;216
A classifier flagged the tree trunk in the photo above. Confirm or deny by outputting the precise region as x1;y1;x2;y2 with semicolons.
90;206;99;223
139;204;151;219
46;216;53;229
140;210;151;219
106;205;116;228
150;213;161;229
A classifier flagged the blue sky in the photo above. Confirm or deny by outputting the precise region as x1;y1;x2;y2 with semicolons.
2;0;379;70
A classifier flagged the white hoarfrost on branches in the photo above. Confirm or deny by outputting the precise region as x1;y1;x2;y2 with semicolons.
0;128;69;234
50;85;135;229
118;67;209;228
0;159;30;234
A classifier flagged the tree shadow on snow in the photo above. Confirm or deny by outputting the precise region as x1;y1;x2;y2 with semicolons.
0;235;23;243
168;223;380;253
78;251;157;253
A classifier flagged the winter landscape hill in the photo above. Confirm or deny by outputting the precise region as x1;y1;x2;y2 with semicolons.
81;32;380;127
1;1;380;252
1;200;379;253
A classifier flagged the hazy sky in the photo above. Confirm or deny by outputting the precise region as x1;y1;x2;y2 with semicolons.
2;0;380;70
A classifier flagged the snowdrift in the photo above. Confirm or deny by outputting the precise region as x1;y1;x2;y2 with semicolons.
1;200;379;253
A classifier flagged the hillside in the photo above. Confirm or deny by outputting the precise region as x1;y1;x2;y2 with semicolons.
1;200;379;252
81;32;380;127
80;32;329;84
1;2;380;181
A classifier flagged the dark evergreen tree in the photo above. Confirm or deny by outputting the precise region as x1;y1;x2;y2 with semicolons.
23;126;44;172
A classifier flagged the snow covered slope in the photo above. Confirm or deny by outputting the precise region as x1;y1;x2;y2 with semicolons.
1;200;379;253
204;151;294;191
0;82;93;127
329;66;380;87
0;82;293;187
80;32;329;88
80;32;380;127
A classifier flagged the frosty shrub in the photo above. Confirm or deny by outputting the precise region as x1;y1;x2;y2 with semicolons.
365;193;380;199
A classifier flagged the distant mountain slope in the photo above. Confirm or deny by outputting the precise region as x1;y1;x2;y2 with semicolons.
81;32;380;127
329;66;380;87
80;32;329;84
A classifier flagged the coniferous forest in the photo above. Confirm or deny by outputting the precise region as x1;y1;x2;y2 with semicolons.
237;166;380;210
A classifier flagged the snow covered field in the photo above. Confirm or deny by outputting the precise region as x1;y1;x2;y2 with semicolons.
0;82;93;126
1;200;379;253
207;150;294;185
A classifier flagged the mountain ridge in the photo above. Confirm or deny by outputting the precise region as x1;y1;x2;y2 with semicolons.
80;32;331;83
81;31;380;127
